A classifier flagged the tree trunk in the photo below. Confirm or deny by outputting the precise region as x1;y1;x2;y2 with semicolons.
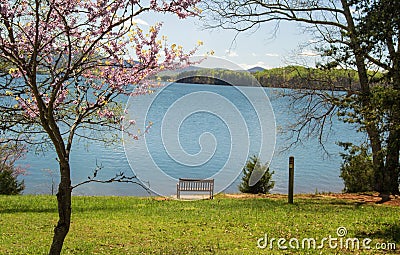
386;132;400;194
386;84;400;195
367;125;387;193
49;160;72;255
385;31;400;195
340;0;390;194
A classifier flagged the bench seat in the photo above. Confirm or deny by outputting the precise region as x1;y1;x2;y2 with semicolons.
176;178;214;199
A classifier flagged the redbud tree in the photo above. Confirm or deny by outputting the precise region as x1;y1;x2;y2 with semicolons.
0;0;200;253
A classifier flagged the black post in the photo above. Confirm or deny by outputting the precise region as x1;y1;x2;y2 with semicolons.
288;156;294;204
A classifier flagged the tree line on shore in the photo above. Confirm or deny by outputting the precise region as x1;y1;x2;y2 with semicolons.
157;66;371;91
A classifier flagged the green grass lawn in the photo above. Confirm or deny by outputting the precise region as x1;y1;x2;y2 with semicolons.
0;195;399;254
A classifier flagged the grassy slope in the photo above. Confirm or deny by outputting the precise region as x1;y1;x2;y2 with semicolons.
0;195;399;254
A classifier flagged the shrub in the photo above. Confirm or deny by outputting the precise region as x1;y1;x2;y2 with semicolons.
339;144;374;193
0;143;25;195
0;167;25;195
239;155;274;194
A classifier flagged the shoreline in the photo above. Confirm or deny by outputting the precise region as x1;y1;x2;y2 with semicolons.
15;192;400;206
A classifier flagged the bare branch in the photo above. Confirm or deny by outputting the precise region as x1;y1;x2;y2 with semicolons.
71;161;151;194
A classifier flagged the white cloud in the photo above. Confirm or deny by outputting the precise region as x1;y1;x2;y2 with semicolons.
225;50;239;57
121;18;149;34
132;18;149;26
265;53;279;57
299;50;319;57
252;53;257;57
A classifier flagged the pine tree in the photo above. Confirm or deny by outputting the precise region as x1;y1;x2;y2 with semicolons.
239;156;274;194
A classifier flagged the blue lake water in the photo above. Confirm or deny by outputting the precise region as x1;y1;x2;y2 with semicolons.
19;83;362;196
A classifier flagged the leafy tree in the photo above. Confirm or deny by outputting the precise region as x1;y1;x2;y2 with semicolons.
0;0;200;254
0;143;25;195
355;0;400;195
339;143;374;193
239;156;274;194
202;0;400;195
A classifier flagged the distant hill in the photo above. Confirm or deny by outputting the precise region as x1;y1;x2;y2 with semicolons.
247;66;266;73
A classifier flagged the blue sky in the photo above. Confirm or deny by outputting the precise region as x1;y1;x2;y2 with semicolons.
137;11;319;69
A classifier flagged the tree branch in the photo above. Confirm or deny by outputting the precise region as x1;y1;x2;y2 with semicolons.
71;162;151;194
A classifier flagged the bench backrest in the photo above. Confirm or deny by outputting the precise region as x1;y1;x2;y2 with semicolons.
178;178;214;191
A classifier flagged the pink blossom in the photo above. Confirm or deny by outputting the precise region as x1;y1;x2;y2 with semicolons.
1;0;201;142
98;108;115;119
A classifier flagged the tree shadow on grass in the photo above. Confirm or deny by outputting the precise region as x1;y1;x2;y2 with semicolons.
0;207;58;213
355;224;400;243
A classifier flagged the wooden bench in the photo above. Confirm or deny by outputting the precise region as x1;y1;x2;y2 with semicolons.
176;178;214;199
